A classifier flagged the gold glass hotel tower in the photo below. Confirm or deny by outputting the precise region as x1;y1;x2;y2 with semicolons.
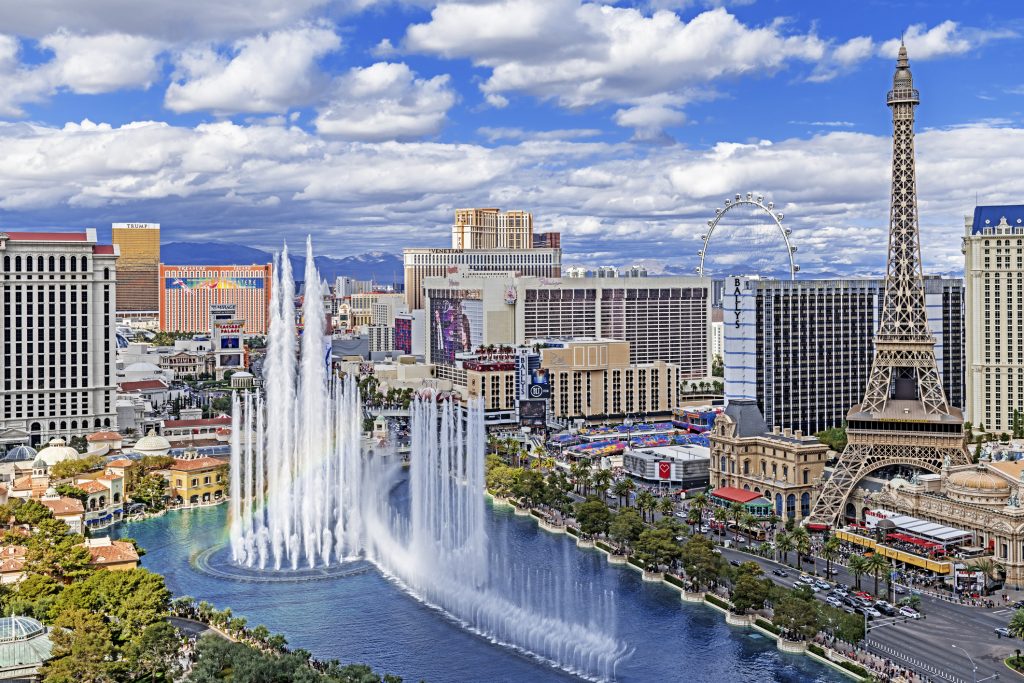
111;222;160;316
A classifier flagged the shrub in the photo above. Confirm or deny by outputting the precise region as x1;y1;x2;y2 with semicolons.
530;509;544;519
836;660;870;678
566;526;580;537
756;618;781;635
664;574;686;589
627;556;644;569
807;643;826;657
595;540;613;553
704;593;730;610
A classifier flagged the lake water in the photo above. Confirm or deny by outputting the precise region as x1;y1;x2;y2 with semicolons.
113;502;842;683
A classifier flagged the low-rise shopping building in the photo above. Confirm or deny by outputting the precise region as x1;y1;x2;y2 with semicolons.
168;452;226;506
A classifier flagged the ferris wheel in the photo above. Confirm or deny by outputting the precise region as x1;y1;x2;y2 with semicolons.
696;192;799;280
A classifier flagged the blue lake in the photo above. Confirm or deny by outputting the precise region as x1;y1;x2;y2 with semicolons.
113;502;843;682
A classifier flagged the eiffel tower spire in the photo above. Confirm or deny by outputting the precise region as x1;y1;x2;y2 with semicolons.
807;46;969;529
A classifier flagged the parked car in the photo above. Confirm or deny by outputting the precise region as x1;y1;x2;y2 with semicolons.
898;606;921;620
875;601;896;616
815;581;832;591
730;560;742;567
1013;600;1024;609
893;585;907;595
863;607;881;618
996;627;1012;638
832;588;849;597
826;596;843;608
772;569;788;577
854;591;872;600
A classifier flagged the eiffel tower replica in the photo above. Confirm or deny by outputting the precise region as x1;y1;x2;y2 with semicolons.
807;44;970;528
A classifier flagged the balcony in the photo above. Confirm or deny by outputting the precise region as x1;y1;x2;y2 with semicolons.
886;87;920;104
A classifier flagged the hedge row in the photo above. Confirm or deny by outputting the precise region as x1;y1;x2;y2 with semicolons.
566;526;580;537
807;643;826;658
756;618;781;635
594;540;613;553
704;593;731;610
530;509;544;519
836;660;870;679
626;557;645;569
663;574;686;589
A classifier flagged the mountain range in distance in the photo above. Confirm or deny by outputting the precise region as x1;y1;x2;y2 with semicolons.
161;242;404;284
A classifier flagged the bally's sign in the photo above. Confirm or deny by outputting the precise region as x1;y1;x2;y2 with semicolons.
733;277;742;328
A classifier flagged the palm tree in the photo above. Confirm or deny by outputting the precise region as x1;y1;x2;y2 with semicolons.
613;478;635;508
740;512;758;543
821;536;841;579
686;507;702;534
592;469;614;502
657;496;677;520
1009;610;1024;640
775;531;794;565
690;492;709;519
728;502;744;544
865;552;889;596
713;507;728;539
570;462;589;495
791;526;811;572
967;558;1006;593
636;490;656;522
848;554;868;591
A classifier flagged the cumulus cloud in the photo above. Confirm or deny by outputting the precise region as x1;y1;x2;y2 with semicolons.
0;31;164;116
0;116;1019;277
404;3;826;136
165;25;341;115
315;62;456;141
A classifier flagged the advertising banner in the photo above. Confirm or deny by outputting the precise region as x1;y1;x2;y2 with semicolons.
519;399;546;427
658;461;672;479
430;296;482;363
528;367;551;399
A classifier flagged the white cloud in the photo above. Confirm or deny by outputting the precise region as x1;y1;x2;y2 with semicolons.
613;96;687;141
39;30;164;94
833;36;874;65
404;2;826;137
0;31;164;116
165;25;341;115
315;62;456;141
478;127;603;142
879;21;971;60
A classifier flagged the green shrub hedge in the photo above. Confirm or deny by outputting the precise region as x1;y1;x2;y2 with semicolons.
664;574;686;589
626;557;645;569
836;660;870;679
530;509;544;519
756;618;781;635
566;526;579;537
595;541;613;553
807;643;826;657
704;593;730;610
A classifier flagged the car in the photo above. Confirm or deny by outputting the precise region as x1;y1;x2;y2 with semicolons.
875;601;896;616
854;591;872;599
772;569;788;577
996;627;1012;638
1013;600;1024;610
815;581;832;591
843;596;858;607
824;567;840;576
893;585;907;595
832;588;849;597
825;596;843;608
898;606;921;620
699;525;710;533
729;560;742;567
855;597;873;608
863;607;881;618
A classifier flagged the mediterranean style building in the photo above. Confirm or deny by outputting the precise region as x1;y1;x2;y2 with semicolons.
709;399;829;521
963;205;1024;434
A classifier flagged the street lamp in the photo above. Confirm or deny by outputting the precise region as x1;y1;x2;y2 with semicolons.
951;643;998;683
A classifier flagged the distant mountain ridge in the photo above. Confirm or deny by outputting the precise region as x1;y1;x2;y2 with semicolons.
160;242;404;284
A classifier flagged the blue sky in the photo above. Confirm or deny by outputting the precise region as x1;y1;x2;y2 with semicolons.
0;0;1022;277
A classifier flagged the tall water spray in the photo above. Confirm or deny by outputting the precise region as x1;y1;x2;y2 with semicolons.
229;238;626;680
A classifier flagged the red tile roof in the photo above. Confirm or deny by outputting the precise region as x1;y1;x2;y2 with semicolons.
92;245;115;254
164;416;231;428
106;458;134;468
170;457;224;472
711;487;763;504
83;539;139;566
77;480;108;494
87;431;121;442
118;379;169;392
41;497;85;516
4;231;88;241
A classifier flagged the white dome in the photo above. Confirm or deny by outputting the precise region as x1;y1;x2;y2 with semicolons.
133;429;171;455
36;437;80;466
124;362;161;373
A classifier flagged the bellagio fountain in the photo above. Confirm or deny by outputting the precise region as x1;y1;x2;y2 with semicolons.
227;238;626;681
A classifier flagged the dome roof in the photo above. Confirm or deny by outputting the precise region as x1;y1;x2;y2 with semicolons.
0;615;45;641
31;458;47;470
124;362;161;372
948;468;1010;492
133;429;171;454
2;445;36;462
35;438;80;467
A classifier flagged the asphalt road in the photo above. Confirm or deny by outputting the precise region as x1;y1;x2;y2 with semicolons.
713;539;1013;683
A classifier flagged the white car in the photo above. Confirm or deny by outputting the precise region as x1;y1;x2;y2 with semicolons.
898;606;921;620
826;596;843;608
863;607;881;618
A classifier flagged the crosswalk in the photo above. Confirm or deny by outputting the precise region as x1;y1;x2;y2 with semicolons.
866;640;966;683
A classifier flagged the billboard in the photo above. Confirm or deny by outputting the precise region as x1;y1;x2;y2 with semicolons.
165;276;265;290
429;296;482;364
527;367;551;399
658;461;673;480
519;399;546;427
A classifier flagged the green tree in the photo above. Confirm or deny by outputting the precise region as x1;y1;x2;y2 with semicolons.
125;621;181;682
966;557;1006;592
23;518;91;582
54;484;88;504
730;562;769;615
1009;609;1024;640
634;490;655;523
848;554;868;591
0;498;54;527
865;552;890;596
511;469;547;508
612;478;635;508
814;425;848;452
609;508;644;553
52;569;170;645
657;496;677;520
131;473;169;510
5;573;62;621
591;469;613;502
680;534;728;590
772;588;820;641
791;526;811;572
633;527;682;572
41;608;119;683
49;454;105;480
816;603;864;642
821;536;841;579
728;502;744;544
712;507;728;539
775;531;794;566
574;498;612;538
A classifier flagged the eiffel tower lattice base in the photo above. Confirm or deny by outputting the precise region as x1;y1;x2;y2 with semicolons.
809;440;969;528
